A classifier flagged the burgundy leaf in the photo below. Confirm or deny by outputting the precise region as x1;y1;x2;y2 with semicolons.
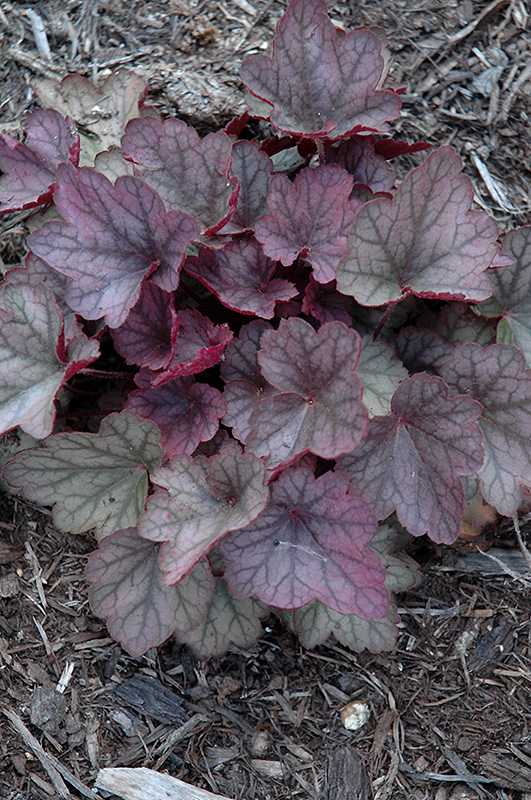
240;0;401;139
139;445;269;585
220;466;389;617
223;380;278;444
0;109;78;214
254;165;362;284
112;282;178;370
302;278;353;326
374;139;431;159
125;371;226;458
27;163;199;327
337;373;484;543
336;147;499;305
185;236;297;318
441;343;531;516
151;309;233;386
246;319;367;469
394;327;454;375
87;528;215;657
220;320;273;384
324;136;395;193
121;116;239;234
220;140;273;233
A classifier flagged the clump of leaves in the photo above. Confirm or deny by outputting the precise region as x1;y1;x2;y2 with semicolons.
1;0;529;660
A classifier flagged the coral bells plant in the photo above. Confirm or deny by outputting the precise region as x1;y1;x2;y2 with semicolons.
0;0;530;659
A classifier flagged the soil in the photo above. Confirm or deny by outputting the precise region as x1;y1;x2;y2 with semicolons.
0;1;531;799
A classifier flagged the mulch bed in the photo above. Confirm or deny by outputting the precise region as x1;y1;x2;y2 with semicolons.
0;1;530;798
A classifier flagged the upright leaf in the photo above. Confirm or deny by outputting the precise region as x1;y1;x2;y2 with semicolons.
4;412;163;537
337;147;498;305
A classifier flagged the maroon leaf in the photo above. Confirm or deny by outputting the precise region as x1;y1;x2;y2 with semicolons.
151;309;233;386
324;136;395;193
336;147;499;305
220;140;273;233
374;139;431;159
219;466;389;617
86;528;215;657
442;343;531;516
246;319;367;469
337;373;484;543
139;445;269;585
112;282;178;370
185;236;297;318
254;165;362;284
27;163;199;327
125;370;226;458
0;109;78;214
302;278;353;326
240;0;401;139
121;116;239;234
220;320;273;385
394;327;454;375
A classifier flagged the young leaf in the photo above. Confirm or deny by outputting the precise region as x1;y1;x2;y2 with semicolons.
302;278;353;326
0;109;78;214
220;140;273;233
125;371;226;459
240;0;401;139
111;282;178;371
337;373;484;543
356;336;407;417
254;165;361;284
139;445;269;585
121;116;239;234
86;528;215;657
323;136;395;193
27;163;199;327
336;147;498;305
3;412;163;538
185;236;297;319
151;309;233;386
0;281;98;438
394;327;454;375
219;466;389;617
175;578;268;659
477;226;531;367
441;343;531;516
246;319;367;469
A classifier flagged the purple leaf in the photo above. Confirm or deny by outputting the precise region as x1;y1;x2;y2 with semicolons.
442;343;531;516
337;373;484;543
302;278;353;326
220;466;389;617
323;136;395;193
246;319;367;469
175;578;268;659
139;445;269;585
254;165;362;284
3;412;163;538
125;371;226;458
337;147;499;305
86;528;215;657
151;309;233;386
0;281;98;438
416;302;495;348
220;140;273;233
27;163;199;327
240;0;401;139
220;320;273;384
121;116;239;234
477;226;531;366
394;327;455;375
112;282;178;370
0;109;78;214
223;381;278;444
185;236;297;318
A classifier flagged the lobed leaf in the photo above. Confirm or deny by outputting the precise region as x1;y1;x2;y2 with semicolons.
220;466;389;617
337;147;498;305
302;278;353;326
0;109;78;214
337;373;484;543
112;282;178;371
442;343;531;516
324;136;395;193
394;327;454;375
86;528;215;657
356;336;407;417
240;0;401;139
139;445;269;585
27;163;199;327
3;412;163;538
220;140;273;233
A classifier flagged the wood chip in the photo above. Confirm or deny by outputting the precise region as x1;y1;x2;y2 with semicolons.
95;767;233;799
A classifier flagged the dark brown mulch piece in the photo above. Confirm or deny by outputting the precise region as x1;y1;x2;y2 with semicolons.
322;746;371;800
479;750;531;792
114;674;189;726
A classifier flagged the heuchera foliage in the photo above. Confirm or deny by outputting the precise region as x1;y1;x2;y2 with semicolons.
1;0;529;660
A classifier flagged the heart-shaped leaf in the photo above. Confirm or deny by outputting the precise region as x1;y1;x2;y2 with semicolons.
336;147;499;305
27;163;199;327
4;412;162;538
112;282;178;371
139;445;269;585
240;0;401;139
337;373;484;543
219;465;389;617
86;528;215;657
